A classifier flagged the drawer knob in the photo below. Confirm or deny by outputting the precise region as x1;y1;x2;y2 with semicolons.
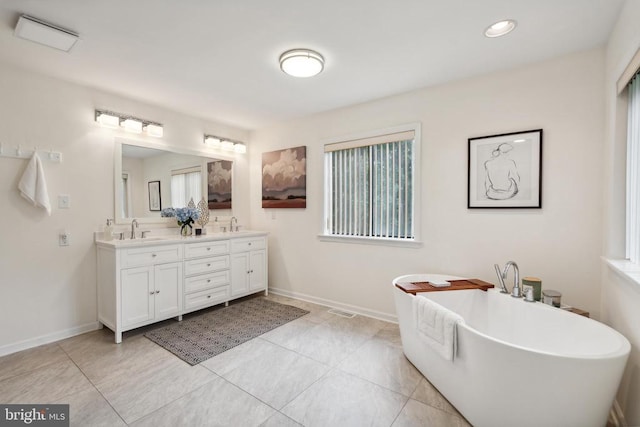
207;247;211;251
248;242;252;246
207;279;211;283
207;295;211;299
152;253;157;257
207;263;211;267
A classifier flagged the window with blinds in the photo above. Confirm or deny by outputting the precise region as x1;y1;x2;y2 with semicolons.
171;166;201;208
324;128;416;240
627;71;640;263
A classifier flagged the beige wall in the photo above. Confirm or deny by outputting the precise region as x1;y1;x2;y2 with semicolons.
250;49;605;320
0;62;250;355
602;1;640;424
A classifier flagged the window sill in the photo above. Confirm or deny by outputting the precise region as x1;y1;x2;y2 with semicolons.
603;257;640;287
317;234;423;248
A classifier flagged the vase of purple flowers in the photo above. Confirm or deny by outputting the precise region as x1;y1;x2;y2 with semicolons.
161;207;200;236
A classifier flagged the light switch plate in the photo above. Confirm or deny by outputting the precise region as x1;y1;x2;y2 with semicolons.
58;194;70;209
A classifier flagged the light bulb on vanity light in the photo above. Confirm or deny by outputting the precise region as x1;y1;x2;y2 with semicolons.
121;118;143;133
221;140;235;151
144;123;163;138
204;136;222;147
96;111;119;128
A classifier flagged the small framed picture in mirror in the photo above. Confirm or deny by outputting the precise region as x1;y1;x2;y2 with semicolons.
148;180;161;211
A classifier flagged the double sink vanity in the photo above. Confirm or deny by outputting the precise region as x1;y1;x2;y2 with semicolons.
96;231;268;343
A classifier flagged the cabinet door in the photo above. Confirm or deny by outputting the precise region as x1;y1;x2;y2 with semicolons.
230;252;250;296
249;249;266;291
121;266;154;327
154;262;183;320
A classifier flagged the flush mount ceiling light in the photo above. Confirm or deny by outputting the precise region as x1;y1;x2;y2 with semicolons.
484;19;517;38
14;15;79;52
95;110;163;138
279;49;324;78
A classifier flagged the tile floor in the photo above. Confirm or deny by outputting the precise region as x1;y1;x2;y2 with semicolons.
0;295;471;427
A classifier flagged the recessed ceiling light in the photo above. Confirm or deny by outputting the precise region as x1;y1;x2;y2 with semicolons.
484;19;517;38
14;15;79;52
279;49;324;78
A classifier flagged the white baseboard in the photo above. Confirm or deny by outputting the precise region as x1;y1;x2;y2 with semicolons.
0;321;102;357
269;287;398;324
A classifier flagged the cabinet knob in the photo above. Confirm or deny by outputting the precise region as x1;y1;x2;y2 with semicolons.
152;253;157;257
149;292;155;295
248;242;252;246
251;269;254;273
207;247;211;251
207;279;211;283
207;295;211;299
156;290;160;294
207;263;211;267
247;270;250;274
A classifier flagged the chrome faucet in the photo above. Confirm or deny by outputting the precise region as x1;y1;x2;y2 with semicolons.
494;261;521;298
230;216;237;232
130;219;139;239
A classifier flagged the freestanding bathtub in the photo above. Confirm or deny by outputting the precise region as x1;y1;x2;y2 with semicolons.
393;274;630;427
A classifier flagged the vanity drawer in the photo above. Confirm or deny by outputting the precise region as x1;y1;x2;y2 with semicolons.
184;270;230;294
121;244;182;268
184;286;230;311
231;237;266;253
184;255;229;276
184;240;230;259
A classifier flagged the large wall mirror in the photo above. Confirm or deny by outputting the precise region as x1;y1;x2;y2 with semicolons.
114;137;233;225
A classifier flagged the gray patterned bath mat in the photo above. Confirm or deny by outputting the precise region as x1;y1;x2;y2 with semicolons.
145;297;309;365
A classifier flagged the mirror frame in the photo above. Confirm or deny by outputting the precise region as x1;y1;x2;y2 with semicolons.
114;137;235;225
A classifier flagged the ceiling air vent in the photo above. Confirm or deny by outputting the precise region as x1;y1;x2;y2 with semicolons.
14;15;79;52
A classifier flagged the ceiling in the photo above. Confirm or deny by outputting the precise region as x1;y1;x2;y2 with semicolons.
0;1;625;130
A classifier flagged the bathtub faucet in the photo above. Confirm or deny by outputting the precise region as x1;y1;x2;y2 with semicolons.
494;261;522;298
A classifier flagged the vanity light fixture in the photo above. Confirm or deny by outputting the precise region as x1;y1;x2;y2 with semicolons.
484;19;517;38
14;15;79;52
94;110;163;138
279;49;325;78
203;134;246;154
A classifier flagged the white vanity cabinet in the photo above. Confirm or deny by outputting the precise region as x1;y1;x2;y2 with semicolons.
121;262;183;327
183;240;231;314
97;243;183;343
96;231;268;343
230;236;267;297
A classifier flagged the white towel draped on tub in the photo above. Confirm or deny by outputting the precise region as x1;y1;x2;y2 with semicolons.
413;295;464;361
18;152;51;215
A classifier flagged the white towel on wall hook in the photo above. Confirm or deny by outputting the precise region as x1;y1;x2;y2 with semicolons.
18;152;51;215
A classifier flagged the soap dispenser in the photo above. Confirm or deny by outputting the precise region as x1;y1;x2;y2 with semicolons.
104;219;114;241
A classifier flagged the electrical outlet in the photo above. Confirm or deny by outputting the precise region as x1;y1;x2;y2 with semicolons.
59;231;70;246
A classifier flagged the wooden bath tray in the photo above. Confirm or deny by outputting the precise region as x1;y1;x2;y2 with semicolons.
395;279;495;295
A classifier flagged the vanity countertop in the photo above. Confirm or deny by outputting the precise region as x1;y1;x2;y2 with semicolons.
95;230;268;249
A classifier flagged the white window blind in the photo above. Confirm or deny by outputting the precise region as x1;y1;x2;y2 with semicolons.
324;130;415;240
171;167;201;208
627;72;640;263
